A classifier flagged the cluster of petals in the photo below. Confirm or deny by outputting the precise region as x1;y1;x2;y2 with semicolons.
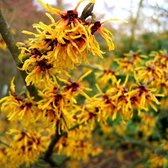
17;0;114;86
79;75;161;123
56;126;102;162
0;79;38;122
6;129;48;167
38;71;92;132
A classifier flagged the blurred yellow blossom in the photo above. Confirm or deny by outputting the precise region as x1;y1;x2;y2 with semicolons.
0;79;38;123
56;126;102;162
6;129;49;167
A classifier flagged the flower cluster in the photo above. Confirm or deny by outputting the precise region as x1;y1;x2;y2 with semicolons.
0;79;38;123
0;0;168;167
38;71;91;131
17;0;114;87
130;50;168;95
56;126;102;162
79;75;161;126
6;129;49;167
115;50;145;74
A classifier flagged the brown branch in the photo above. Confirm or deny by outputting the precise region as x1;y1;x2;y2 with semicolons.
43;121;83;167
0;10;39;99
44;121;61;167
0;10;19;63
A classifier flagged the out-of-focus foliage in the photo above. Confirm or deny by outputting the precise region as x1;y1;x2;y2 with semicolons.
115;30;168;56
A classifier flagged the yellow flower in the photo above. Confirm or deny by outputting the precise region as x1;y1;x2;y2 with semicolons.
140;113;156;127
78;104;99;130
96;66;117;86
163;142;168;151
150;155;168;168
66;160;82;168
0;79;38;122
151;50;168;71
100;123;113;134
89;20;115;50
106;76;133;120
59;70;92;98
98;94;118;121
18;0;115;73
156;76;168;95
136;61;164;83
138;113;156;138
56;126;102;162
19;48;57;86
38;82;78;131
0;36;7;50
117;58;134;73
6;129;49;167
38;71;92;130
116;51;144;74
129;83;161;114
82;88;117;123
80;77;134;123
134;51;168;96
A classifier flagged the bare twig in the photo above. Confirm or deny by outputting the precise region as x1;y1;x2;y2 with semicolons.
143;77;154;86
44;121;60;167
148;5;168;16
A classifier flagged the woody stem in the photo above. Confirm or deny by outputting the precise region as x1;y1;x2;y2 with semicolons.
43;121;84;166
44;121;61;166
0;10;39;100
